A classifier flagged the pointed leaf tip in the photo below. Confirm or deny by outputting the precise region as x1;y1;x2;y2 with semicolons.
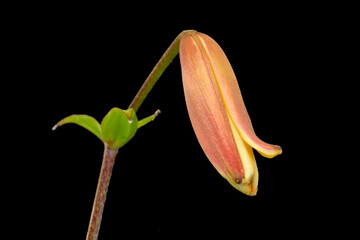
137;109;161;129
52;124;58;131
52;114;103;141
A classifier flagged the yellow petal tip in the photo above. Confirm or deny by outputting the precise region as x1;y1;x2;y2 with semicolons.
229;181;258;196
257;145;282;158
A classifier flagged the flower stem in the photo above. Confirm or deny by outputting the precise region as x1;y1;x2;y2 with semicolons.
86;145;118;240
128;30;196;112
85;30;196;239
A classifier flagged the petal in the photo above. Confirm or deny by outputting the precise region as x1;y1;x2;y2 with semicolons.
180;33;256;194
193;33;282;158
227;112;258;195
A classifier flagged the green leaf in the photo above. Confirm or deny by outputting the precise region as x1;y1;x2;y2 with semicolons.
52;108;160;149
101;108;138;149
52;114;103;141
137;109;161;129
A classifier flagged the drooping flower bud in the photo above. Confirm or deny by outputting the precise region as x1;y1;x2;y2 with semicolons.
179;32;282;195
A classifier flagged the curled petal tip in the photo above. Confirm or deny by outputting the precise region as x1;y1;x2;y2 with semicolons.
257;145;282;158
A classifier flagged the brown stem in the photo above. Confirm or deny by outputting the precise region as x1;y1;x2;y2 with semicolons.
86;145;118;240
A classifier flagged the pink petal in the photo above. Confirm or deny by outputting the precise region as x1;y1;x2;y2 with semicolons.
193;33;282;158
180;33;258;195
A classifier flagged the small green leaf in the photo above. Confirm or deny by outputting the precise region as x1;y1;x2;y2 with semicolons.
138;109;161;129
53;108;160;149
52;114;103;141
101;108;138;149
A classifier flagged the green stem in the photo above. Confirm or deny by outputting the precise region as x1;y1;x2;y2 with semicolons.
128;30;196;112
86;145;118;240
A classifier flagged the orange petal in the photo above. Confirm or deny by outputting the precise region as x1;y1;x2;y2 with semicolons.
180;33;257;194
192;33;282;158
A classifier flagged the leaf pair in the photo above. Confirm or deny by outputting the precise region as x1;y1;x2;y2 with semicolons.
53;108;160;150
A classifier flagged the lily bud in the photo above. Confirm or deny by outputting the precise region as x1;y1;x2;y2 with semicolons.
179;32;282;195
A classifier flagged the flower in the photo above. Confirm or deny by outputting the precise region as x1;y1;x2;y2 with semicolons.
179;32;282;196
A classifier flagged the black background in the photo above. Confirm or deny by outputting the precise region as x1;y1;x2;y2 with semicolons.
6;3;353;239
